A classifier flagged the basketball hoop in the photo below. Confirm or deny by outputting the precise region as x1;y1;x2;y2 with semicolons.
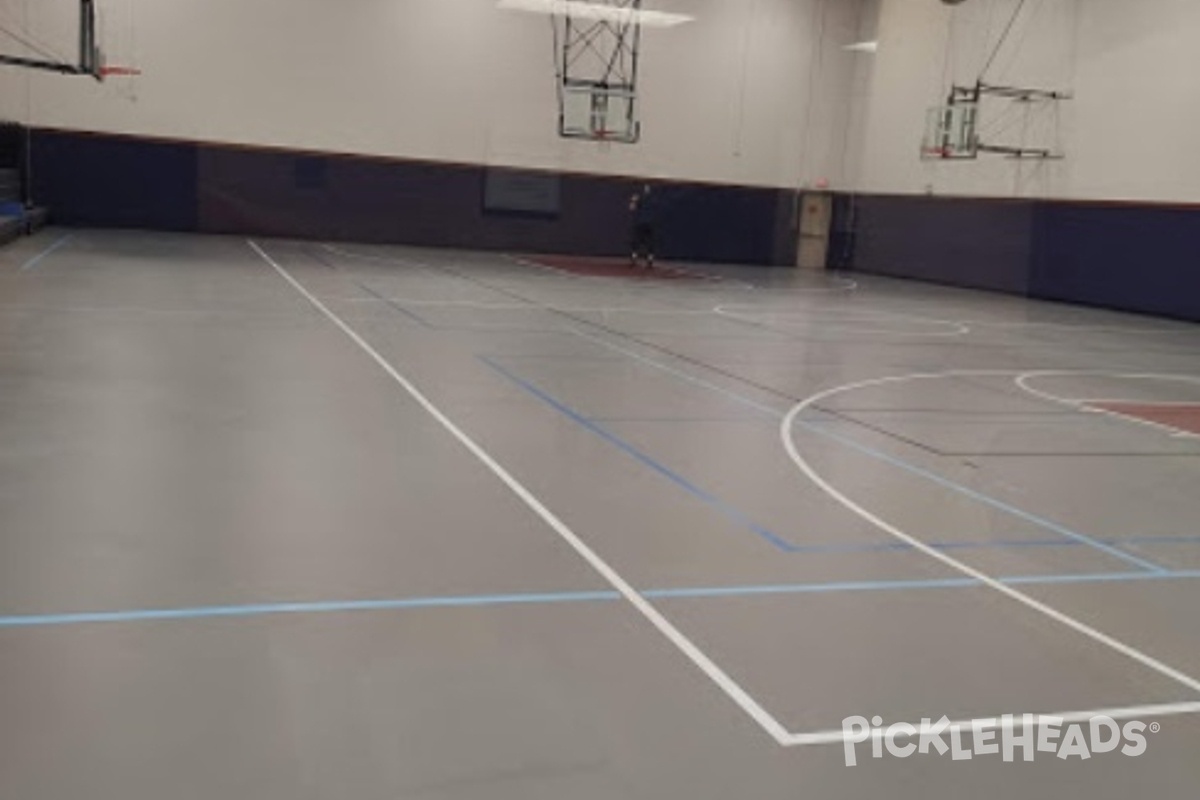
545;2;643;143
590;129;615;153
98;65;141;78
0;0;141;82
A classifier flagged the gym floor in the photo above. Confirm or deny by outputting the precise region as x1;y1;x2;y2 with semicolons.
1;228;1198;798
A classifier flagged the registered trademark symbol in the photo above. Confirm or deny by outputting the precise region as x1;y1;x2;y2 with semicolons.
1149;722;1161;734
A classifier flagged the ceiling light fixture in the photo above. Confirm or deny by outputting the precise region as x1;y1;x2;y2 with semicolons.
497;0;695;29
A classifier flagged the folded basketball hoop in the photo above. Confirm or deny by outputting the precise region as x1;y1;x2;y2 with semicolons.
922;103;979;160
922;83;1071;161
98;65;142;78
0;2;142;82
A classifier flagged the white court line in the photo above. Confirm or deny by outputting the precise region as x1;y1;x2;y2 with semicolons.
326;242;742;305
0;302;269;318
780;370;1200;746
1074;399;1200;407
568;328;783;417
273;241;1200;747
506;253;733;285
714;303;948;326
712;305;972;338
504;253;595;281
960;320;1184;335
18;232;74;272
323;243;457;276
338;297;535;311
776;276;860;293
325;244;753;316
248;239;794;746
706;275;860;294
504;253;761;291
1016;372;1200;440
337;295;715;317
1085;408;1200;441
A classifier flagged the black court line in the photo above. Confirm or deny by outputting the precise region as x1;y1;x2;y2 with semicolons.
320;245;804;408
318;245;1200;463
940;452;1200;458
823;408;1085;417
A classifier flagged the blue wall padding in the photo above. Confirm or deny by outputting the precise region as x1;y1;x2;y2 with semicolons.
28;129;787;265
32;131;198;230
25;128;1200;321
851;194;1199;322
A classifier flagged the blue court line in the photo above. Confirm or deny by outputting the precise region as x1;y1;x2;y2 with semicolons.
349;286;570;336
327;265;562;336
344;260;1170;573
4;570;1200;628
1120;534;1200;547
646;578;979;599
576;334;1170;573
306;249;433;328
348;271;1116;561
589;416;767;424
568;329;783;419
0;591;621;628
479;352;627;361
786;536;1068;555
647;569;1200;600
479;355;798;552
796;421;1170;573
787;533;1200;555
481;354;1188;564
19;232;74;272
1002;570;1200;587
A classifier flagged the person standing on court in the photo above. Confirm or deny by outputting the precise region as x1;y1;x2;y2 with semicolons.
629;184;657;270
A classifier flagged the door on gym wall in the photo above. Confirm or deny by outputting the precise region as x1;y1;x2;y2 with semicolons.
796;192;832;270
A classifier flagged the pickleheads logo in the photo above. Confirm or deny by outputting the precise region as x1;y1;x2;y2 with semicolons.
841;715;1159;766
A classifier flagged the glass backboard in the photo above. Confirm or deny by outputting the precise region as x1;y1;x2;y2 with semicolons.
560;84;639;143
922;103;979;160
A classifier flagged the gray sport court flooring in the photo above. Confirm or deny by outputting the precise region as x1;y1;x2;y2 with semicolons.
1;228;1199;798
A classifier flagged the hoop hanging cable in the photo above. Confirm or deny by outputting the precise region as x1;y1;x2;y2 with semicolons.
978;0;1029;81
0;2;76;62
0;21;72;65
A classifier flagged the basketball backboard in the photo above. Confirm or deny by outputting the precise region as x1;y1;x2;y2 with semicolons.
500;0;673;144
923;82;1070;161
560;84;638;142
551;1;643;143
0;0;138;80
922;103;979;160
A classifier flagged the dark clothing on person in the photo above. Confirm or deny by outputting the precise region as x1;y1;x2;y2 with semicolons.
630;191;658;267
633;194;655;226
632;222;655;264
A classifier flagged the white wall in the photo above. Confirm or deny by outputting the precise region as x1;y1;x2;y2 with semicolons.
0;0;864;190
8;1;1194;201
1069;0;1200;202
848;0;1200;202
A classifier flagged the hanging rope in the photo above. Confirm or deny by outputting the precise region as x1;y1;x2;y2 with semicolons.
978;0;1029;81
0;20;72;65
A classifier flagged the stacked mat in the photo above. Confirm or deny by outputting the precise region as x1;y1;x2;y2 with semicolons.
0;168;22;245
0;121;50;244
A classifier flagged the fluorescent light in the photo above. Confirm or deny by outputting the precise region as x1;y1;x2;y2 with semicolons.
498;0;694;29
843;40;878;53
